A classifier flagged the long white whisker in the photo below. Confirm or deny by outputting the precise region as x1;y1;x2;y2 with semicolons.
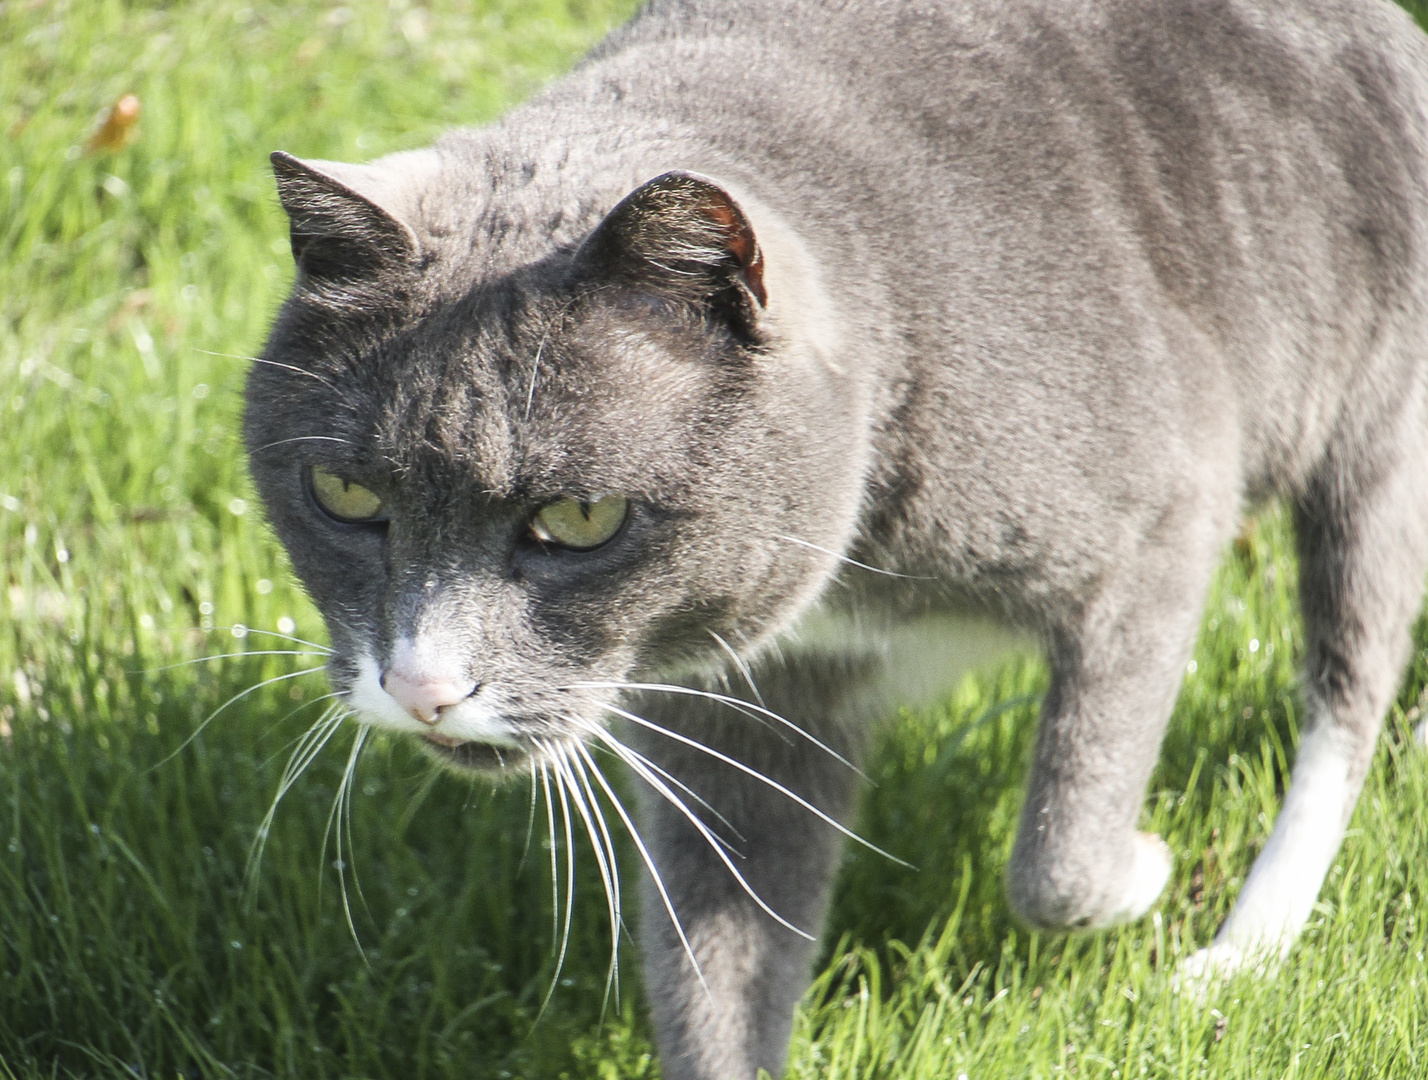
256;692;346;765
320;726;369;960
250;434;354;455
154;665;327;770
590;735;744;845
272;709;347;818
574;742;708;991
214;626;334;653
537;749;579;1019
597;737;743;859
199;349;343;393
597;702;912;868
141;650;328;674
246;706;348;893
539;766;561;955
587;730;813;941
565;681;861;776
771;533;931;580
206;666;327;718
520;757;541;871
339;728;371;961
707;630;765;707
554;743;623;1012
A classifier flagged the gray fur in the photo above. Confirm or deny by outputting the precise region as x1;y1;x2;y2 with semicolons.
245;1;1428;1076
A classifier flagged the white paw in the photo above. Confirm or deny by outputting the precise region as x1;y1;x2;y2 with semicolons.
1090;832;1172;927
1171;943;1253;1000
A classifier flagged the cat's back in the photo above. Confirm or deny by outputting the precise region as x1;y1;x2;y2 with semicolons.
602;0;1428;107
583;0;1428;319
588;0;1428;571
471;0;1428;519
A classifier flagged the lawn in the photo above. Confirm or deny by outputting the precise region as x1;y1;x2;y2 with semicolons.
3;1;1428;1077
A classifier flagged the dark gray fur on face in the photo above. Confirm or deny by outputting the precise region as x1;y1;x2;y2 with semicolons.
246;1;1428;1076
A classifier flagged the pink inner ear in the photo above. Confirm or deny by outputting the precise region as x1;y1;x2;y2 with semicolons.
701;198;768;307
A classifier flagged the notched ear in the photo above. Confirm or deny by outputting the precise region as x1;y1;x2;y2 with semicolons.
270;151;421;285
572;171;768;334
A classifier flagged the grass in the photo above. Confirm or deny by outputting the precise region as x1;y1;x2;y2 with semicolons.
2;0;1427;1077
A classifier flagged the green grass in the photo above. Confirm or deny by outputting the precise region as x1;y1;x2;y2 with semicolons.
2;1;1427;1077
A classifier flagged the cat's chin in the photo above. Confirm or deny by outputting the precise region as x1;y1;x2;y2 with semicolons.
418;733;529;775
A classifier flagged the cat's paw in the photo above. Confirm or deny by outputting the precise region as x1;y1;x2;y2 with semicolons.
1172;936;1285;998
1170;943;1261;1000
1094;832;1172;926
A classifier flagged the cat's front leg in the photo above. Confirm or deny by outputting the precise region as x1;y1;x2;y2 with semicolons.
618;656;875;1080
1005;529;1222;931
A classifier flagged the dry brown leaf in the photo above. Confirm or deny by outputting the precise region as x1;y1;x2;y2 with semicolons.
86;94;141;154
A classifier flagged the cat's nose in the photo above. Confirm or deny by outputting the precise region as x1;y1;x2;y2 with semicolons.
380;663;477;725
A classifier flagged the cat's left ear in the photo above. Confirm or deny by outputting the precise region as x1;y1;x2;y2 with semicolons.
571;171;768;333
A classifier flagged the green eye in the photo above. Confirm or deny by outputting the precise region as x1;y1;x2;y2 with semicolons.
531;496;629;550
309;466;385;523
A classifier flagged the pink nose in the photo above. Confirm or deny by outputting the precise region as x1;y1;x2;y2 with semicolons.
381;667;477;724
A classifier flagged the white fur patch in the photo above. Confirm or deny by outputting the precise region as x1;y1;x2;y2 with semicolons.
1179;720;1354;985
1095;832;1172;926
784;605;1032;708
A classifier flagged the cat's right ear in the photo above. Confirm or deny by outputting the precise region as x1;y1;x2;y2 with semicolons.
270;151;423;285
570;171;768;336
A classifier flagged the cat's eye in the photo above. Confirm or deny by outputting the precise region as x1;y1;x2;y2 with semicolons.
530;496;628;550
309;465;386;524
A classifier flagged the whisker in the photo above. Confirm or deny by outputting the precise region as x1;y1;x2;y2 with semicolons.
523;336;546;421
565;681;861;776
522;292;586;421
257;692;346;766
595;743;734;859
587;730;813;941
198;348;266;362
332;727;371;963
319;727;366;915
246;705;348;894
250;434;354;455
152;665;326;770
707;630;765;707
596;702;913;868
536;747;579;1021
202;350;345;395
589;736;744;845
539;766;562;958
343;728;369;919
519;757;541;873
140;649;328;674
553;743;624;1013
771;533;931;580
215;626;334;653
572;741;708;991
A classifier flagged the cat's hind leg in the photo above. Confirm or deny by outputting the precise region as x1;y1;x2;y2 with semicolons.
618;654;877;1080
1182;392;1428;984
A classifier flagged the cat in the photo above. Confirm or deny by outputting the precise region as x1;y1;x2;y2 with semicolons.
244;0;1428;1076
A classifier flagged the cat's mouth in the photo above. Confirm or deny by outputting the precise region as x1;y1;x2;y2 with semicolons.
420;732;529;773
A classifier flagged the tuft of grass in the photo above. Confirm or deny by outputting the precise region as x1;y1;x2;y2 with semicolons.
2;2;1426;1078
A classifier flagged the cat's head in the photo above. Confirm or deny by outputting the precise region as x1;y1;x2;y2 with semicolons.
245;147;865;774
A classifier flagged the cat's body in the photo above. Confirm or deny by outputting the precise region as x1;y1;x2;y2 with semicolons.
246;0;1428;1076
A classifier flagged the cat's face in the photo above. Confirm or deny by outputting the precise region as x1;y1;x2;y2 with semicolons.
246;155;864;774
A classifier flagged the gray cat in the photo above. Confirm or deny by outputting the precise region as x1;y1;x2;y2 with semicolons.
245;0;1428;1076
